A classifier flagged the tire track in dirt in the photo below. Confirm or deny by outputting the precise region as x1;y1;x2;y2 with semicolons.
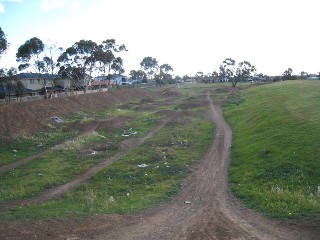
0;118;170;211
90;91;318;240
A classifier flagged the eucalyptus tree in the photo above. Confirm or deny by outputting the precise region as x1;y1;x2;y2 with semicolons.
140;56;158;80
219;58;256;87
57;40;100;89
282;68;296;80
97;39;127;78
129;70;147;83
16;37;65;96
154;63;174;86
0;27;8;58
16;37;45;73
111;57;125;75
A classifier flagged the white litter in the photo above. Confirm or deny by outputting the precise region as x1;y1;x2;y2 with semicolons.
137;164;148;168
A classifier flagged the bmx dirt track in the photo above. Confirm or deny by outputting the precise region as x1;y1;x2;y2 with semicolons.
0;89;319;239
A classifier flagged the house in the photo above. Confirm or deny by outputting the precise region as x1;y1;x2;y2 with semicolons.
16;73;57;95
93;75;128;86
91;80;117;89
307;74;319;80
112;74;128;85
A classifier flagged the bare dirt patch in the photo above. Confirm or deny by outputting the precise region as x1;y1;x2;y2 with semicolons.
0;88;156;140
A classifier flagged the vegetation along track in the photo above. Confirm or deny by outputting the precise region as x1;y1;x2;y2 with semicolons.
0;87;318;239
90;91;318;240
0;117;171;211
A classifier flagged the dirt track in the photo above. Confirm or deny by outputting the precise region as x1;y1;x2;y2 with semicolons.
84;92;317;240
1;90;318;239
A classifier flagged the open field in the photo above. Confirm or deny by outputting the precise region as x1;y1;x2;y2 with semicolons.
0;82;319;239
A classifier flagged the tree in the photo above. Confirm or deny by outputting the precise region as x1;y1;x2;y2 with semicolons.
212;71;219;82
140;57;158;80
16;37;45;72
0;27;9;58
16;80;25;97
300;71;308;79
0;67;18;100
97;39;127;77
282;68;292;79
57;40;100;89
129;70;147;82
282;68;297;80
234;61;256;86
154;63;173;86
219;58;256;87
111;57;125;75
43;41;63;75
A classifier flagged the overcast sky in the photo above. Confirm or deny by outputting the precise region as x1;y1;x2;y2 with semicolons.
0;0;319;77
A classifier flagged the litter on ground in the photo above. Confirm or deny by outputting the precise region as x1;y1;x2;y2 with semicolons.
121;128;137;137
50;116;64;123
137;163;148;168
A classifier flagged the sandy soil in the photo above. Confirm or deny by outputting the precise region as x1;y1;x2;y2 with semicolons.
0;88;318;240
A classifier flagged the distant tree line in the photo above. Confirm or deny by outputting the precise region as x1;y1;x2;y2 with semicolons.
0;26;319;98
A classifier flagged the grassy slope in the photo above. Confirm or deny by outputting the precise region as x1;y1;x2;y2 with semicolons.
224;80;320;222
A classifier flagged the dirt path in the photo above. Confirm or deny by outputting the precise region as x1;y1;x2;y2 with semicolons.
1;91;318;239
86;92;318;240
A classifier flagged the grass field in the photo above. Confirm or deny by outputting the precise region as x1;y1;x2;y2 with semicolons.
0;84;215;219
224;80;320;222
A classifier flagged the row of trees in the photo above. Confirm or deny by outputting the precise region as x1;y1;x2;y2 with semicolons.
1;26;176;91
194;58;256;87
2;27;317;94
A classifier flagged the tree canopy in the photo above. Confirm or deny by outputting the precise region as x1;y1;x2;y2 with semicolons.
219;58;256;87
140;57;158;80
0;27;9;58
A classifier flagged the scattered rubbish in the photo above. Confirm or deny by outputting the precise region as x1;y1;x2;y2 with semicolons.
137;163;148;168
109;196;115;202
184;201;191;204
38;173;43;177
12;149;17;153
87;151;96;156
50;116;64;123
121;128;137;137
126;192;130;197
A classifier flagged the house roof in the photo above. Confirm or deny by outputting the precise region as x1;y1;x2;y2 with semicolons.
17;73;60;80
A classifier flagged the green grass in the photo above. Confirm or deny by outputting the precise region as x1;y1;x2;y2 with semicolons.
224;80;320;221
0;87;214;220
0;130;79;166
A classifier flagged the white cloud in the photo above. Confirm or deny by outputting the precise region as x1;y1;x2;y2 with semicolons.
40;0;68;11
0;3;4;13
39;0;81;13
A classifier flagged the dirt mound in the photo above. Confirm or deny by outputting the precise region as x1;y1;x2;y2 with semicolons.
0;88;156;140
161;88;181;97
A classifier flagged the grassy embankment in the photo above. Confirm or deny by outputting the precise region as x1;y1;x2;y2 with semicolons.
0;84;215;219
224;80;320;223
